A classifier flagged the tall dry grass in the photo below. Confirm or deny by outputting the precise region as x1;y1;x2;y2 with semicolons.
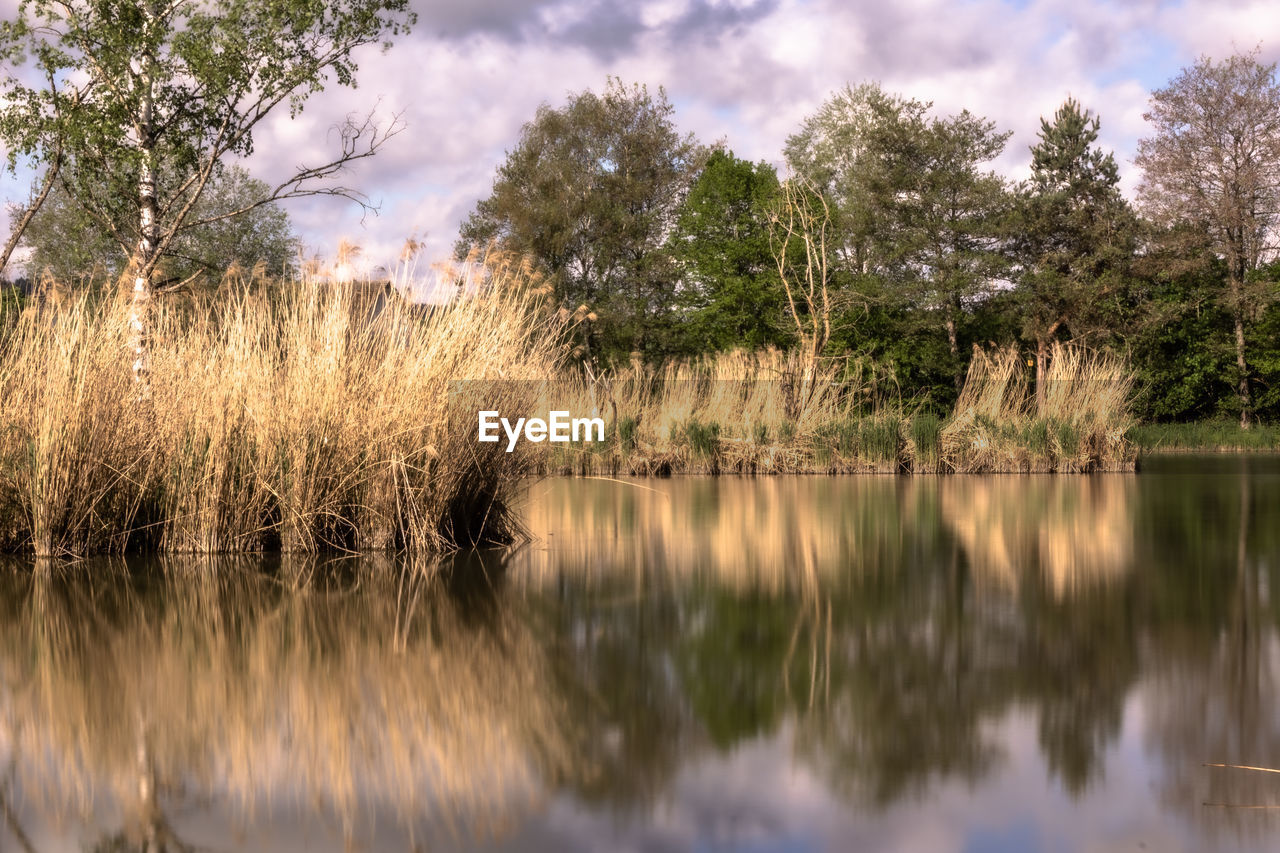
533;342;1134;475
941;343;1135;473
535;349;909;474
0;258;561;556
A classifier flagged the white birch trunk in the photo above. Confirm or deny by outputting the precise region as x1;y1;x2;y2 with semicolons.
130;8;158;395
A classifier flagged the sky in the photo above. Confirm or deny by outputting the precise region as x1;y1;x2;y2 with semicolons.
2;0;1280;290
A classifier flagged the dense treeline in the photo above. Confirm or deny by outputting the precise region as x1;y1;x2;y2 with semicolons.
458;56;1280;426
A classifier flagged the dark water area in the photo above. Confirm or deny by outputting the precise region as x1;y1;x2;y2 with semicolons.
3;455;1280;851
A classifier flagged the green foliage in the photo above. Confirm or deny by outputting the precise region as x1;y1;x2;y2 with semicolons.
1128;258;1238;422
833;291;958;410
1247;268;1280;420
668;150;791;353
1014;99;1138;351
683;419;721;459
868;106;1013;382
16;166;298;285
457;78;704;365
0;0;413;282
1022;418;1052;458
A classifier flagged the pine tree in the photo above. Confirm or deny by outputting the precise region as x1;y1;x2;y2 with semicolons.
1015;99;1137;411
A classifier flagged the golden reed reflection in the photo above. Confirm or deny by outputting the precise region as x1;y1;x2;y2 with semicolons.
515;474;1136;595
941;475;1136;595
0;556;575;848
515;477;919;592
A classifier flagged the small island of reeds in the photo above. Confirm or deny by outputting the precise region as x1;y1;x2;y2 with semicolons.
0;266;1136;558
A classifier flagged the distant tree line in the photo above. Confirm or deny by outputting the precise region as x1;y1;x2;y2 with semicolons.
458;57;1280;427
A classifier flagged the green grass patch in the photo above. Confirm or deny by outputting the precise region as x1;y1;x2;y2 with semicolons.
618;416;639;453
1053;419;1080;457
910;413;941;463
859;415;902;464
1128;420;1280;451
814;415;902;464
684;419;721;459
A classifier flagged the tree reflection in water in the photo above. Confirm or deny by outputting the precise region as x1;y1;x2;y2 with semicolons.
0;460;1278;850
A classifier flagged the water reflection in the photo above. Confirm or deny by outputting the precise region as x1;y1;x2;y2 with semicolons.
941;475;1134;594
0;457;1279;850
518;473;1137;596
0;556;574;850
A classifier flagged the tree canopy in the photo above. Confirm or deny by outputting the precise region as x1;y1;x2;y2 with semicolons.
15;165;298;286
0;0;415;288
457;79;705;364
1136;52;1280;426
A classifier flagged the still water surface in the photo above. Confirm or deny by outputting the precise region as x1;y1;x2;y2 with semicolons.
2;455;1280;851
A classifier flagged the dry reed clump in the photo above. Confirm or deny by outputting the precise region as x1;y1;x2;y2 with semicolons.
941;343;1135;473
531;342;1134;476
0;295;152;555
535;349;912;474
0;256;562;557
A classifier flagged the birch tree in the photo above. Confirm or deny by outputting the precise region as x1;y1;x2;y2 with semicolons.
15;165;298;286
0;0;414;383
783;83;929;279
1135;51;1280;428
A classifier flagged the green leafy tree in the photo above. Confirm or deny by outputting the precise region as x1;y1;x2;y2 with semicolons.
667;150;789;353
1135;51;1280;427
0;0;414;382
786;86;1015;401
1128;254;1237;422
784;82;930;281
10;178;117;286
1014;99;1137;411
872;108;1013;389
15;165;298;286
457;79;704;364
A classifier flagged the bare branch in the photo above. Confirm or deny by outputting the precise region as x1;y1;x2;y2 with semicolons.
179;109;406;231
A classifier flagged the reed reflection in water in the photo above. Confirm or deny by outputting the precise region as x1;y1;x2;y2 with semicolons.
516;474;1136;596
0;556;575;850
1;461;1279;851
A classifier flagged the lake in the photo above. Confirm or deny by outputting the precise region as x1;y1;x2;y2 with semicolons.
2;454;1279;851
